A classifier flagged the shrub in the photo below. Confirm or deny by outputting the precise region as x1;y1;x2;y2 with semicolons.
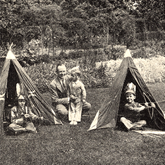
24;55;165;93
68;51;84;59
104;45;126;60
58;51;68;59
24;62;57;93
28;39;41;56
95;48;108;62
24;59;111;91
132;47;148;58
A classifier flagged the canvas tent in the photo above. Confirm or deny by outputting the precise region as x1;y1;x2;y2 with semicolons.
88;49;165;131
0;50;62;136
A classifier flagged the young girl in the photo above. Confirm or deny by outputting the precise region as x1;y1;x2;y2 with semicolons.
68;66;86;125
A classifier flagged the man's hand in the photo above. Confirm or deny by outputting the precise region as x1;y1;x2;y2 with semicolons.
70;95;77;100
70;95;78;103
74;98;81;104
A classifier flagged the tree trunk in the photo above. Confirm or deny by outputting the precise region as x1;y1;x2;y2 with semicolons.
144;20;148;41
52;30;55;56
40;27;44;56
106;26;109;46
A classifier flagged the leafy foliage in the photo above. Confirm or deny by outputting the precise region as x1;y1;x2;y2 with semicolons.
0;0;165;57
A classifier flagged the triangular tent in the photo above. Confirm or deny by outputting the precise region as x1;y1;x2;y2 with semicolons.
0;50;62;136
88;49;165;131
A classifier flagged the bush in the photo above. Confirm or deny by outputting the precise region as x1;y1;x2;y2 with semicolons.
24;62;57;93
13;43;135;68
132;47;149;59
24;54;165;93
68;51;84;59
104;45;126;60
24;59;112;91
58;51;68;59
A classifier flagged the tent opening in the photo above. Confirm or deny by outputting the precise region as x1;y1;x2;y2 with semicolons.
88;51;165;131
4;61;20;123
117;69;150;127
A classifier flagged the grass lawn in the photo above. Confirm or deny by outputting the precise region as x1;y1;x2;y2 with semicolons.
1;83;165;165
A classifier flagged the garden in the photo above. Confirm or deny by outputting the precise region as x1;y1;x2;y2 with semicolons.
1;1;165;164
1;42;165;165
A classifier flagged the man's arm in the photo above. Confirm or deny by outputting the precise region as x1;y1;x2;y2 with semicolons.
49;82;69;105
80;82;86;102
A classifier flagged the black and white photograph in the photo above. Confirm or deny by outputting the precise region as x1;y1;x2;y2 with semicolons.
0;0;165;164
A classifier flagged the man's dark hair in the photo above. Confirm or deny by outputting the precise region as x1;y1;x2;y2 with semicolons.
56;62;66;72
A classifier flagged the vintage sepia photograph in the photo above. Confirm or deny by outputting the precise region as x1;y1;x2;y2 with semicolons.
0;0;165;164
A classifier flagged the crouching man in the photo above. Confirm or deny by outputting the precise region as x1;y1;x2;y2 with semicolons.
8;95;43;135
49;63;91;121
120;82;156;131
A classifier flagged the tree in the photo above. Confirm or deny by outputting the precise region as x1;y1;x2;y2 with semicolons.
129;0;165;31
0;1;27;48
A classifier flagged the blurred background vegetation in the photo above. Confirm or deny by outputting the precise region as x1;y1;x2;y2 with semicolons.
0;0;165;91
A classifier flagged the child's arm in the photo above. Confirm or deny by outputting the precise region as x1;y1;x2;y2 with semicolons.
125;103;145;112
11;106;24;124
144;102;156;109
10;107;17;122
28;108;37;119
125;102;156;112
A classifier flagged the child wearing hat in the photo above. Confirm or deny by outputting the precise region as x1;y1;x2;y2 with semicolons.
120;82;156;131
8;94;43;134
68;66;86;125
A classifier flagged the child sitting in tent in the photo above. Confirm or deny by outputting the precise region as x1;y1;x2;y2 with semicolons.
120;82;156;131
68;66;86;125
8;94;43;135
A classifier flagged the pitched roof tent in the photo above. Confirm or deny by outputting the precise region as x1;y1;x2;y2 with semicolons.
88;49;165;131
0;50;62;136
